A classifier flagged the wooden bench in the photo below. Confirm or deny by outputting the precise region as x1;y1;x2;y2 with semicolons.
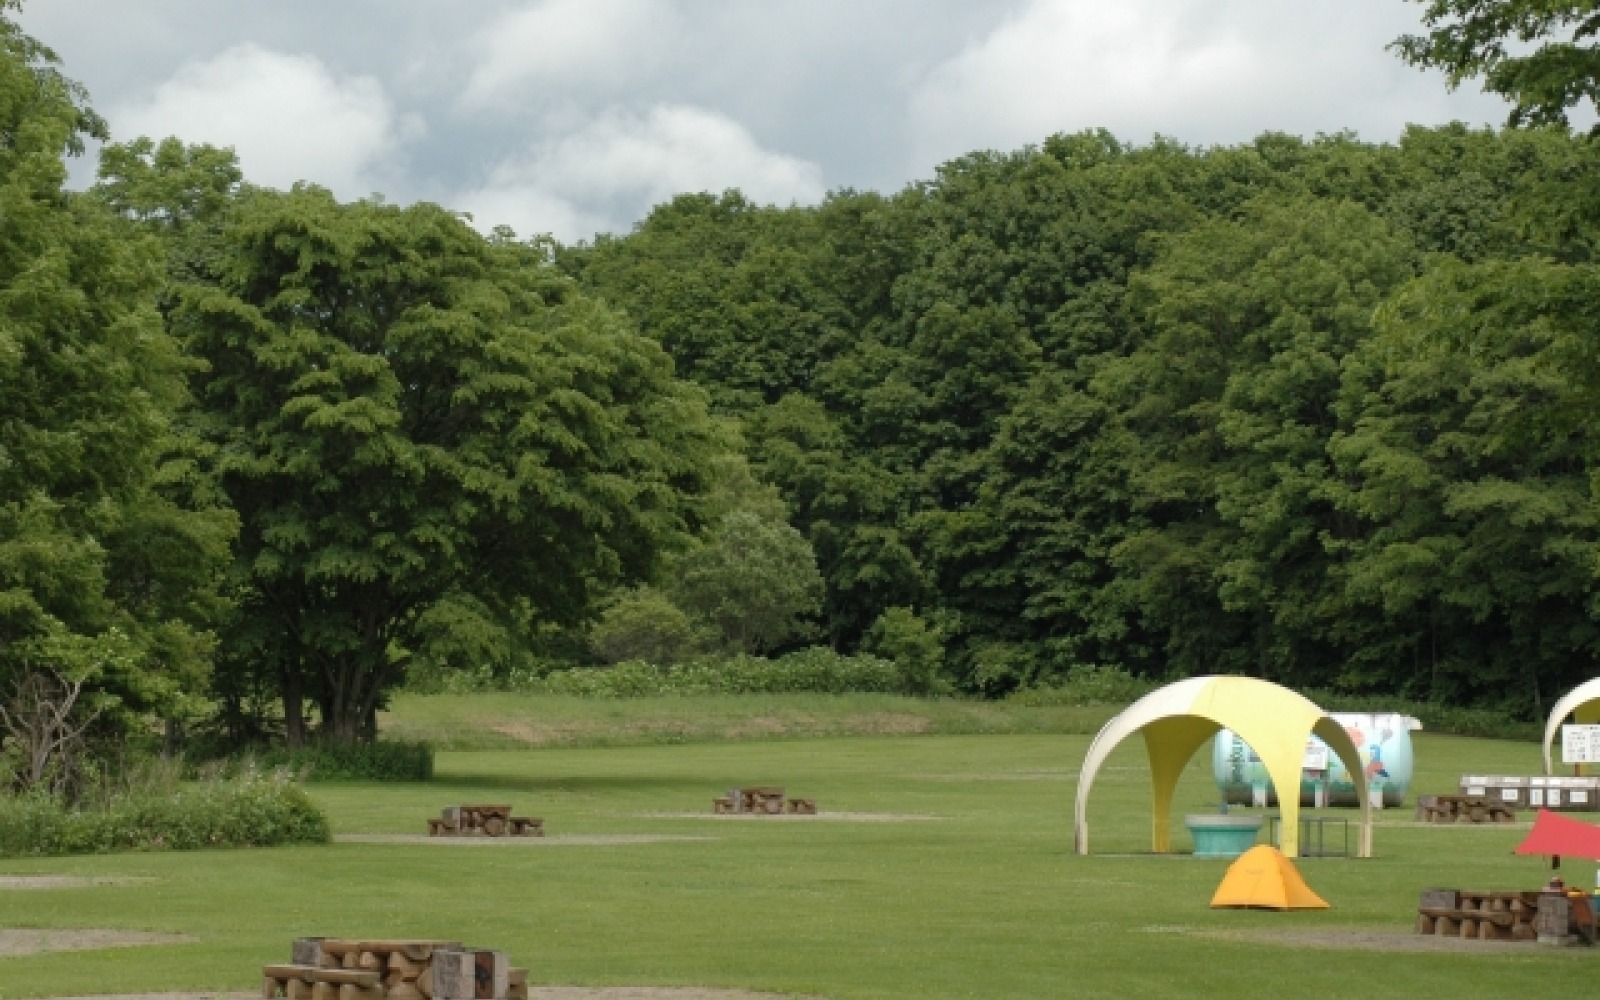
428;805;541;837
262;964;381;1000
785;797;817;814
508;816;544;837
1415;794;1517;824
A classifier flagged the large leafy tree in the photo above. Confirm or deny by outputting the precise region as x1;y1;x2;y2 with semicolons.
0;3;233;770
176;186;720;742
1329;256;1600;712
1394;1;1600;131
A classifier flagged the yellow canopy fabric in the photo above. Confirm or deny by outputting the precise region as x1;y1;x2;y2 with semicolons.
1210;844;1329;910
1072;675;1373;858
1542;678;1600;775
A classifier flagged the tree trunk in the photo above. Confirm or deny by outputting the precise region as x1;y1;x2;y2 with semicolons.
282;659;305;749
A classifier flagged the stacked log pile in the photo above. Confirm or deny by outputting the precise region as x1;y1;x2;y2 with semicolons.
1414;795;1517;824
1415;890;1541;941
427;805;543;837
263;939;531;1000
711;787;818;815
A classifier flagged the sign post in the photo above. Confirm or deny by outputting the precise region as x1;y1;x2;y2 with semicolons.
1561;724;1600;774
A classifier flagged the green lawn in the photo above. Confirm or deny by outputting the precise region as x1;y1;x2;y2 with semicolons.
0;720;1591;999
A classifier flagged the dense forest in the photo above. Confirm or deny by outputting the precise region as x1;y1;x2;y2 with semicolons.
4;1;1600;771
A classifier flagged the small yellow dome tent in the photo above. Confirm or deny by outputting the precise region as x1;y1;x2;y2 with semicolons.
1210;844;1329;910
1073;676;1373;859
1542;678;1600;775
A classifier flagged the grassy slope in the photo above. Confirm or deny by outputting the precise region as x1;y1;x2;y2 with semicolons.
377;691;1121;749
0;699;1589;1000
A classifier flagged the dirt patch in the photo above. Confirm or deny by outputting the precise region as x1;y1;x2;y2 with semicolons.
721;717;791;739
0;876;155;890
333;834;715;846
488;721;589;745
842;712;929;736
0;929;196;958
1194;927;1562;954
631;812;939;823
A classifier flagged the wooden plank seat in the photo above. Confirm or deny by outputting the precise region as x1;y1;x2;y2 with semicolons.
262;965;383;1000
264;965;381;986
785;797;817;814
508;816;544;836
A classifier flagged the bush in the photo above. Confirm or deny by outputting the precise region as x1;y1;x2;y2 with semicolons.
1301;689;1540;742
203;739;434;782
588;588;704;665
0;765;330;858
863;608;951;696
531;648;904;698
1006;666;1159;707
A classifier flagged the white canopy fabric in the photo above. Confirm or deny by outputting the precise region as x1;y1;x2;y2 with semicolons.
1543;678;1600;774
1073;675;1373;858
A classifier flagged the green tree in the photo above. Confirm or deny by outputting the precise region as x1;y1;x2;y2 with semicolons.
667;511;824;655
0;4;233;766
862;607;949;695
1329;256;1600;712
176;186;720;742
588;588;703;665
1394;1;1600;130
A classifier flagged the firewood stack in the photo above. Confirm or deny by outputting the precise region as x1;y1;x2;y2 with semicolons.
1415;890;1542;941
263;939;530;1000
427;805;544;837
1414;794;1517;824
711;787;818;814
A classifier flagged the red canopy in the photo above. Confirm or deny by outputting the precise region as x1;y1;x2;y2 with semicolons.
1514;809;1600;860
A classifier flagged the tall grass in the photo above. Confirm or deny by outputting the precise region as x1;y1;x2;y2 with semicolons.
0;762;330;857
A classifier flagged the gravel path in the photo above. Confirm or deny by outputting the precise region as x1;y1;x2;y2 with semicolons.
629;812;939;822
26;991;810;1000
0;877;155;889
333;834;716;846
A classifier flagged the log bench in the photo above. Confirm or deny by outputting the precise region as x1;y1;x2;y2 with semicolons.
1415;890;1543;941
427;806;543;837
269;939;530;1000
1414;794;1517;824
714;787;816;814
262;964;382;1000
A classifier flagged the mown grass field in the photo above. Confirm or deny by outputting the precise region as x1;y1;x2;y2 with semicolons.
0;694;1592;1000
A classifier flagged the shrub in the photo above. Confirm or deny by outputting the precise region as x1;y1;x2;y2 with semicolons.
533;648;903;698
0;765;330;858
588;588;704;665
863;607;950;696
1006;666;1159;707
204;739;434;782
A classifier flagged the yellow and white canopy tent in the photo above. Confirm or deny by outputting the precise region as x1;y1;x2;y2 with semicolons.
1542;678;1600;775
1073;676;1373;859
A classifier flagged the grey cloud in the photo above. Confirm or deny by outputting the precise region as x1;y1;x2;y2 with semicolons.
18;0;1530;242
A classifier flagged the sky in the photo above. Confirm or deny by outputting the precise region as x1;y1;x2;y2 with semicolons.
19;0;1518;244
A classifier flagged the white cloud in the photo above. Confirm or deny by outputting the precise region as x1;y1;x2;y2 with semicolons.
461;0;684;111
908;0;1512;169
455;104;826;241
111;44;419;199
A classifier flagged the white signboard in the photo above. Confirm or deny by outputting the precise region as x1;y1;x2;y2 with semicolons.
1562;724;1600;764
1302;742;1329;772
